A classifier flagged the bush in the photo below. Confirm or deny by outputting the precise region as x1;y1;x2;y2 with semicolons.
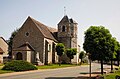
2;60;38;71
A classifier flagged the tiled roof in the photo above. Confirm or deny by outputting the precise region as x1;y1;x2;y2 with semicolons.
29;17;57;42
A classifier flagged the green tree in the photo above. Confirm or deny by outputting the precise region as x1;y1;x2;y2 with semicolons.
56;43;65;66
116;42;120;66
83;26;113;74
108;37;118;72
8;29;19;57
66;48;77;63
79;51;85;64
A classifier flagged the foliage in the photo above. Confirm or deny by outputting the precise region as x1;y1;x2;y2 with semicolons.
104;71;120;79
83;26;113;61
56;43;65;66
8;29;19;56
2;60;38;71
79;51;85;63
83;26;116;74
66;48;77;63
114;42;120;66
56;43;65;57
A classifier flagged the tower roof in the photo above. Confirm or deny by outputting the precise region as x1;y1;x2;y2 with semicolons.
58;15;77;24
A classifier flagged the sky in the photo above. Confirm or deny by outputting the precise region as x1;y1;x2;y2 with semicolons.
1;0;120;50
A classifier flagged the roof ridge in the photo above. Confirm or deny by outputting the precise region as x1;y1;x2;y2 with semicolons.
0;37;8;44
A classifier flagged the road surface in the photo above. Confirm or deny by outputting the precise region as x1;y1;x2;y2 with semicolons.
0;63;111;79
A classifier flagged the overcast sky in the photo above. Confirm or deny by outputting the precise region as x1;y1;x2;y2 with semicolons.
1;0;120;50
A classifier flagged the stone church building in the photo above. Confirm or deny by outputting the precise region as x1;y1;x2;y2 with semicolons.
12;15;80;65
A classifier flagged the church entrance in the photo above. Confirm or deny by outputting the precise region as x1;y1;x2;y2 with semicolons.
16;52;23;60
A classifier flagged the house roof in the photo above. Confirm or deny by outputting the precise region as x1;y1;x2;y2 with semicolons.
0;37;8;54
0;48;4;54
0;37;8;44
29;17;57;42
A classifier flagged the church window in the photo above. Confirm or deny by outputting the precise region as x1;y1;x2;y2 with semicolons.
62;26;65;32
25;32;29;37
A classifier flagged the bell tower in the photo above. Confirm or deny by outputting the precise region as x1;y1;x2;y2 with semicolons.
57;15;78;49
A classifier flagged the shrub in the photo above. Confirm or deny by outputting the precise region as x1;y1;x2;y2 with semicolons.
2;60;38;71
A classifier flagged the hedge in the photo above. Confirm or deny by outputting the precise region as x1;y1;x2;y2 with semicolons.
2;60;38;71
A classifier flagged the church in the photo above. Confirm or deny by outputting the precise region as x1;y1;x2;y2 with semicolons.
12;15;80;65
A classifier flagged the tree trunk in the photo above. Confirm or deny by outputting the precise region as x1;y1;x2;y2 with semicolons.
70;59;71;64
111;59;113;72
59;56;61;66
117;59;119;66
101;60;104;75
117;53;120;66
80;59;82;65
89;58;91;78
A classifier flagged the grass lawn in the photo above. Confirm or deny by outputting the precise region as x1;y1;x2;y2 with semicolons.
104;70;120;79
37;64;78;69
0;65;14;74
0;70;14;74
0;64;79;74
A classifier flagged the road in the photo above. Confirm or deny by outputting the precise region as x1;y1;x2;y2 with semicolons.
0;63;111;79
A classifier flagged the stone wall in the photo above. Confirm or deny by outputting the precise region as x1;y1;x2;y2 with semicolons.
12;17;44;64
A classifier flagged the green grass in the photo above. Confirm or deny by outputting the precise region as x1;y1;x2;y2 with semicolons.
0;65;14;74
104;71;120;79
37;64;78;69
0;70;14;74
0;64;78;74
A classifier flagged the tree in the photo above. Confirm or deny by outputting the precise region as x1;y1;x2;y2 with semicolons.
83;26;113;74
66;48;77;63
116;42;120;66
8;29;19;57
79;51;85;64
56;43;65;66
108;37;118;72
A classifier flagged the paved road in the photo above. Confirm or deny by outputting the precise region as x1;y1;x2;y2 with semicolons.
0;63;111;79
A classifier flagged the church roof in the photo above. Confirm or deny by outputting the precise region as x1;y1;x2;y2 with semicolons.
47;26;57;33
29;17;57;42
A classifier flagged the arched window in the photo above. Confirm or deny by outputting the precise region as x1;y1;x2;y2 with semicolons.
16;52;23;60
62;26;65;32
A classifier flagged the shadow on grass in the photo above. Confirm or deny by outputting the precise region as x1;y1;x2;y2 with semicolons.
75;76;95;79
45;77;75;79
79;72;104;79
45;76;96;79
